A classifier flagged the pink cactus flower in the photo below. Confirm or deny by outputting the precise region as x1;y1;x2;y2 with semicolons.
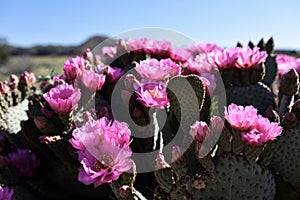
224;103;282;146
199;73;216;94
190;121;210;143
224;103;259;131
80;69;106;92
242;116;282;146
127;38;171;55
135;58;181;81
108;66;124;83
8;148;40;178
143;39;172;55
43;83;81;114
135;82;169;108
127;38;149;53
0;186;13;200
170;48;192;62
210;115;224;134
185;43;223;57
235;47;268;69
276;54;300;75
211;47;239;70
185;53;216;74
69;117;132;187
102;46;117;63
63;56;83;82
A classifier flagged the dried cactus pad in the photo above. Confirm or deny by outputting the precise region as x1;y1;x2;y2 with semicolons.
271;122;300;191
193;154;276;200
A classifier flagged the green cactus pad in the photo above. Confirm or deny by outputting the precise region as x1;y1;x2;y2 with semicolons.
154;167;175;193
193;154;276;199
271;122;300;191
244;145;264;165
225;82;276;116
167;74;205;131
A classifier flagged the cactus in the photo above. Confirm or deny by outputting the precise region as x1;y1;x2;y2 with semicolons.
0;37;293;199
192;154;276;200
225;82;276;115
271;120;300;191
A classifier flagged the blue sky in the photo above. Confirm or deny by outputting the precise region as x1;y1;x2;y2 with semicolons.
1;0;299;49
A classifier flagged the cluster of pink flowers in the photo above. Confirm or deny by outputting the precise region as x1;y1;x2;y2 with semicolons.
276;54;300;75
125;57;182;109
190;116;224;143
69;117;132;187
8;148;40;178
212;46;268;70
135;58;181;81
185;42;223;57
224;103;282;146
0;186;13;200
127;38;172;55
63;55;107;92
43;83;81;115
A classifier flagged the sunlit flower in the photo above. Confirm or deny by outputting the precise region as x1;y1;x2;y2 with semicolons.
170;48;192;62
63;56;83;82
199;73;216;94
242;116;282;146
135;58;181;81
185;43;223;56
43;83;81;114
81;69;106;92
69;117;132;187
8;148;40;178
235;47;267;69
102;46;117;63
135;82;169;108
211;47;239;70
276;54;300;75
184;53;216;74
224;103;258;131
127;38;172;55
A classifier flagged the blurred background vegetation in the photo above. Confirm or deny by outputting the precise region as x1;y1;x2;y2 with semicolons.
0;35;115;81
0;35;299;81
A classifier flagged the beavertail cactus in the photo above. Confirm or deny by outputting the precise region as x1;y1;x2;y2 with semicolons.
271;100;300;197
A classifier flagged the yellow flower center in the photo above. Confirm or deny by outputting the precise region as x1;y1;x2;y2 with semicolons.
148;89;163;98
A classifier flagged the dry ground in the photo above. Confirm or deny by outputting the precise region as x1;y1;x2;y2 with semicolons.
0;56;69;81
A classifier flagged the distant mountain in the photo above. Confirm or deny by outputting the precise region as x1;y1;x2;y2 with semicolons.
8;35;116;56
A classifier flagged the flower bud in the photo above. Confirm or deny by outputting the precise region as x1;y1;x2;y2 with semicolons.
280;68;299;96
9;74;19;91
19;71;36;85
0;81;10;94
281;112;297;129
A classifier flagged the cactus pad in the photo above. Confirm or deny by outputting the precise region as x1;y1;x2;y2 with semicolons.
194;154;276;200
271;122;300;191
225;82;276;115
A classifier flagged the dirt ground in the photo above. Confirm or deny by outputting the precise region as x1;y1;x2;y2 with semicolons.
0;56;68;81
